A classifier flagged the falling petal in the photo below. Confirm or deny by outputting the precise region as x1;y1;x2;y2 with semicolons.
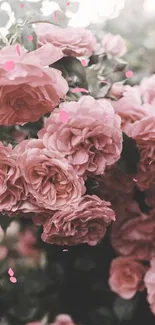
72;88;88;93
8;268;14;277
10;277;17;283
16;44;21;56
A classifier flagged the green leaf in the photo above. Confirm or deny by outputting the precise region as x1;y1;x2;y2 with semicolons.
18;25;38;52
113;295;139;321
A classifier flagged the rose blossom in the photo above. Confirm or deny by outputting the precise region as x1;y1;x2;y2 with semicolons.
41;195;115;246
111;85;149;133
0;43;68;125
51;315;75;325
102;33;127;57
0;141;24;213
14;139;85;211
36;23;96;57
111;200;155;261
128;116;155;189
140;74;155;105
144;258;155;315
38;96;122;177
17;228;41;260
109;256;146;299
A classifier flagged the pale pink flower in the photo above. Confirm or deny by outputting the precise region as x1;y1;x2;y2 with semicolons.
111;86;149;133
0;141;24;213
41;195;115;246
14;139;85;211
102;33;127;57
36;23;96;57
52;314;76;325
128;116;155;189
38;96;122;177
0;43;68;125
109;256;146;299
140;74;155;105
144;257;155;315
111;200;155;261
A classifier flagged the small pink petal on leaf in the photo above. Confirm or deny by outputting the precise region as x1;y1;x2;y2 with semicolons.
16;44;21;56
53;11;59;22
60;111;69;123
81;59;87;66
125;70;133;78
72;88;88;93
3;61;15;71
10;277;17;283
28;35;33;41
8;268;14;277
100;80;110;85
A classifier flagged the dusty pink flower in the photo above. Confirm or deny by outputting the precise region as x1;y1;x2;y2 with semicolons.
128;116;155;189
111;86;149;133
0;141;24;213
36;23;96;57
144;258;155;315
17;228;41;259
109;256;146;299
0;246;8;260
0;43;68;125
111;200;155;261
102;33;127;57
38;96;122;176
140;74;155;105
52;314;75;325
14;139;85;211
109;83;131;99
41;195;115;246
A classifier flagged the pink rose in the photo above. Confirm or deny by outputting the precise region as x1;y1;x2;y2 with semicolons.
144;258;155;315
0;43;68;125
102;33;127;57
17;228;41;259
111;200;155;261
140;75;155;105
111;86;149;133
0;141;24;213
14;139;85;211
38;96;122;176
109;256;146;299
109;84;131;99
41;195;115;246
36;23;96;57
0;246;8;260
52;314;76;325
128;116;155;189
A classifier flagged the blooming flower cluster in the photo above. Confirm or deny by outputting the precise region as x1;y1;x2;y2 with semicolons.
1;21;155;318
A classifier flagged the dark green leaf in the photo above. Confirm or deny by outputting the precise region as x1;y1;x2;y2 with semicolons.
117;132;140;174
18;25;38;52
113;295;139;321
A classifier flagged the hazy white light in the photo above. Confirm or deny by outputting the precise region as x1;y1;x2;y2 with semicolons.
143;0;155;15
69;0;125;27
1;2;11;13
41;0;60;16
